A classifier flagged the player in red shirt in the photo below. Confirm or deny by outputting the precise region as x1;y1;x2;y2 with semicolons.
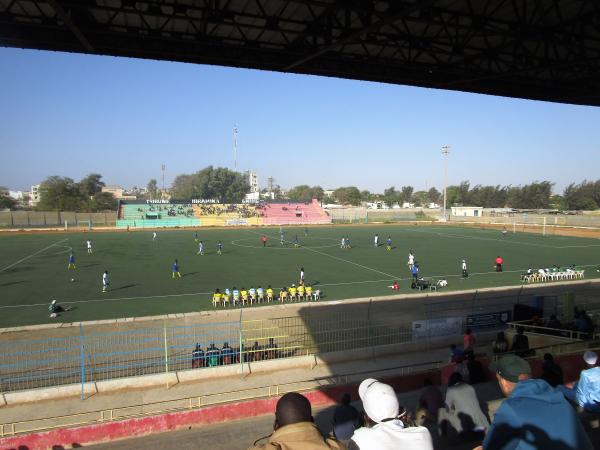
261;235;268;247
495;256;504;272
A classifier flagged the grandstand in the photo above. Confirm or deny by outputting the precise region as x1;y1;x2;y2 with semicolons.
117;202;200;228
262;199;331;225
193;203;263;226
116;199;331;228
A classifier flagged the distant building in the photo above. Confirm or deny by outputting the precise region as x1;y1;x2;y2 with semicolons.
30;184;41;205
102;185;124;198
8;190;24;200
246;170;259;194
402;202;415;208
451;206;483;217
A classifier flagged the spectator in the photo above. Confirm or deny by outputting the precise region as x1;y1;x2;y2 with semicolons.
349;378;433;450
438;372;489;437
540;353;564;387
511;327;531;358
416;379;444;426
248;392;344;449
221;342;233;365
191;344;205;369
466;353;487;385
491;332;508;354
546;314;562;330
265;337;279;360
463;328;476;355
477;354;593;450
206;343;220;367
332;393;361;446
450;344;465;363
558;351;600;413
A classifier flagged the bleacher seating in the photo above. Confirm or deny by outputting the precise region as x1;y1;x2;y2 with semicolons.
116;200;330;228
193;204;263;226
262;200;330;225
116;203;201;228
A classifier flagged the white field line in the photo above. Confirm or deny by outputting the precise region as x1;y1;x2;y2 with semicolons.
406;227;600;249
2;263;599;310
245;229;399;279
0;238;69;273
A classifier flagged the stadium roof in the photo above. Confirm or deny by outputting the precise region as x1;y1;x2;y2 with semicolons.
2;0;600;106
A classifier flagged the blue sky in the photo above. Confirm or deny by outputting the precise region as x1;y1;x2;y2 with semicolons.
1;47;599;194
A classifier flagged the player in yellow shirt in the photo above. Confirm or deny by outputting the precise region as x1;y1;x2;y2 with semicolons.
212;288;222;307
266;285;274;302
241;288;249;304
306;285;313;300
279;287;288;302
288;284;297;301
298;284;305;301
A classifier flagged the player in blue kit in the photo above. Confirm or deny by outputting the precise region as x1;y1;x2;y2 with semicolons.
67;252;77;270
172;259;181;278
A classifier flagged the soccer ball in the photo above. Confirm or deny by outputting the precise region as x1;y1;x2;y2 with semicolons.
71;278;75;282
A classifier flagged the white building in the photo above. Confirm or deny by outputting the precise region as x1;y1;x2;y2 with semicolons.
30;184;41;205
246;170;259;193
451;206;484;217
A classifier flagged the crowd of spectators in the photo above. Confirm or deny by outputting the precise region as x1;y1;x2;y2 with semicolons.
198;203;263;218
134;204;195;219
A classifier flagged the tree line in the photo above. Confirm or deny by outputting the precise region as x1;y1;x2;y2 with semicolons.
5;170;600;211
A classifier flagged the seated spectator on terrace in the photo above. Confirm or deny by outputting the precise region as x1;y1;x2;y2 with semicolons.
206;343;221;367
511;327;532;358
540;353;564;387
250;341;263;362
477;354;593;450
221;342;234;365
438;372;489;438
248;392;344;449
349;378;433;450
191;344;205;369
416;379;444;427
463;328;476;355
332;393;361;446
546;314;562;330
558;351;600;413
450;344;465;363
466;353;487;384
491;331;508;354
265;337;279;360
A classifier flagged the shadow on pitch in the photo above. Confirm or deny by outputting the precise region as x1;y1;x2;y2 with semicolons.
113;284;137;291
183;272;199;278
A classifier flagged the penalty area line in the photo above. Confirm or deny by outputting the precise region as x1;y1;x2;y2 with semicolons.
0;238;69;273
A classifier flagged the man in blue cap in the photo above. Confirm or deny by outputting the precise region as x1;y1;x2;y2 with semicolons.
477;354;593;450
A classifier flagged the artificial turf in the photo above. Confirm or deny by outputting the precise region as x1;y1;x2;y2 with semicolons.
0;224;599;327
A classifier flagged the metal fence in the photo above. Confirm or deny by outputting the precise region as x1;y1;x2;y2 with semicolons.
2;286;598;394
0;314;414;394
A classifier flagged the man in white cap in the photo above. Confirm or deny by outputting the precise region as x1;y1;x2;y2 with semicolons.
558;350;600;413
348;378;433;450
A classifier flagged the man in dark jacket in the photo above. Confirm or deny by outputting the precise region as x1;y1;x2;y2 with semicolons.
477;354;593;450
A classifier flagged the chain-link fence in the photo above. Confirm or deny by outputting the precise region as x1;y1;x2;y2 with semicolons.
2;285;598;394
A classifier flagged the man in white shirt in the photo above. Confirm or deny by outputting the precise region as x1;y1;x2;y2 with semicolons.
408;251;415;271
102;270;109;293
374;234;379;248
461;259;468;278
86;240;93;254
349;378;433;450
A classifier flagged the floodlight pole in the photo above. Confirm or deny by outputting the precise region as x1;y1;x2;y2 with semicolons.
233;125;238;171
442;145;450;220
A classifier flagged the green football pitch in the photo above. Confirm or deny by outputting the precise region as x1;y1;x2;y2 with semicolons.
0;224;599;328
